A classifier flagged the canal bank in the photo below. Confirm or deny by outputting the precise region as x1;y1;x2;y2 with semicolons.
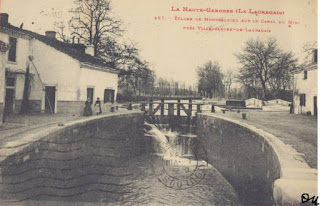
197;113;317;205
0;111;145;204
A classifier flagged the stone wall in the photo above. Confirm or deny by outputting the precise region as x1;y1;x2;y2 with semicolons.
197;113;317;205
12;100;41;114
0;111;144;202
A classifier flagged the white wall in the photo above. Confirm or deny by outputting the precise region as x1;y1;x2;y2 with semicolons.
29;39;81;101
293;69;317;115
3;33;30;74
79;66;118;103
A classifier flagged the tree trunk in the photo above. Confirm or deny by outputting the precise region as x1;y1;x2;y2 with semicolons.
20;63;31;114
261;81;267;100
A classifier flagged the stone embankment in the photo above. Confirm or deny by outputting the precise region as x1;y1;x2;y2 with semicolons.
0;111;145;203
197;113;317;205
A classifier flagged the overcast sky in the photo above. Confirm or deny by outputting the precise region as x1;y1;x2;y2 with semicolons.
1;0;317;85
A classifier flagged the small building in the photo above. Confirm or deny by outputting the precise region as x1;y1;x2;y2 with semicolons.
0;13;119;124
291;49;317;116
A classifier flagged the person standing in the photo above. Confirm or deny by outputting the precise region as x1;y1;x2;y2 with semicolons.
83;98;93;116
94;97;102;115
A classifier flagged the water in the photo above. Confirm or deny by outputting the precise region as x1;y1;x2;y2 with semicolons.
125;122;242;206
118;154;241;206
0;122;241;206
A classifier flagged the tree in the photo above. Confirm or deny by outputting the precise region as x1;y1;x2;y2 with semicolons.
302;41;317;63
69;0;123;56
235;38;296;99
118;56;156;98
53;21;69;43
100;37;139;70
197;61;224;98
268;52;296;97
224;69;233;99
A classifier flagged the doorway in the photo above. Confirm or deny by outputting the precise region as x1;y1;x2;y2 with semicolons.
87;87;94;104
4;88;14;115
45;86;56;114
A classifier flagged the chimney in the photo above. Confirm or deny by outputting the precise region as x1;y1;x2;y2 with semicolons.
45;31;56;39
85;44;95;56
0;13;9;26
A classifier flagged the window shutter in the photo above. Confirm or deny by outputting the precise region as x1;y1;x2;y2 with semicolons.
300;94;306;106
104;89;115;103
111;90;115;103
8;37;17;62
304;71;308;80
104;89;108;103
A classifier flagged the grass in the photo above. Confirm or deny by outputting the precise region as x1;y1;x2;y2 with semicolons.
210;110;317;168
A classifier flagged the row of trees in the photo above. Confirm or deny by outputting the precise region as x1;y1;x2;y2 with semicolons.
153;78;198;98
118;73;198;101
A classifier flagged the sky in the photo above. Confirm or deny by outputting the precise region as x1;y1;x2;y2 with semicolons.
0;0;317;86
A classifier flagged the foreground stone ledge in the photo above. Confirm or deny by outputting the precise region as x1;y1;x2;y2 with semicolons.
0;110;145;203
198;113;317;205
0;111;142;157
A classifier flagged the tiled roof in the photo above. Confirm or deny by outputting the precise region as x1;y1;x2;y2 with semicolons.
1;24;119;73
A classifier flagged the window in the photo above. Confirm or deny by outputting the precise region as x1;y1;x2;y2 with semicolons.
313;49;317;63
300;94;306;106
304;70;308;80
87;87;94;104
104;89;115;103
8;37;17;62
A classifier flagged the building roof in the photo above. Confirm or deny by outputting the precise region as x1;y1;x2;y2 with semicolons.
290;62;317;74
1;23;119;73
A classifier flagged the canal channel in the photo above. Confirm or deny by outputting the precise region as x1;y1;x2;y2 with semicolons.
0;112;242;205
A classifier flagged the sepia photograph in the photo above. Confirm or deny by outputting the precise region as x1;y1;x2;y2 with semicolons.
0;0;318;205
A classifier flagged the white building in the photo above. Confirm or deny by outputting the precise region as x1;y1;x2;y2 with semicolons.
0;13;119;124
291;49;317;116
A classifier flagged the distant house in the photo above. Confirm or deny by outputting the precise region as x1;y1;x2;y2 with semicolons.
291;49;317;116
0;13;119;123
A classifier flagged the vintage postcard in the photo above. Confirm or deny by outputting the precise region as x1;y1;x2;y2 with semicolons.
0;0;317;205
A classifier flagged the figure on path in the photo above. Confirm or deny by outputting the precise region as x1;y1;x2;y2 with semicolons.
94;97;102;115
83;98;93;116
